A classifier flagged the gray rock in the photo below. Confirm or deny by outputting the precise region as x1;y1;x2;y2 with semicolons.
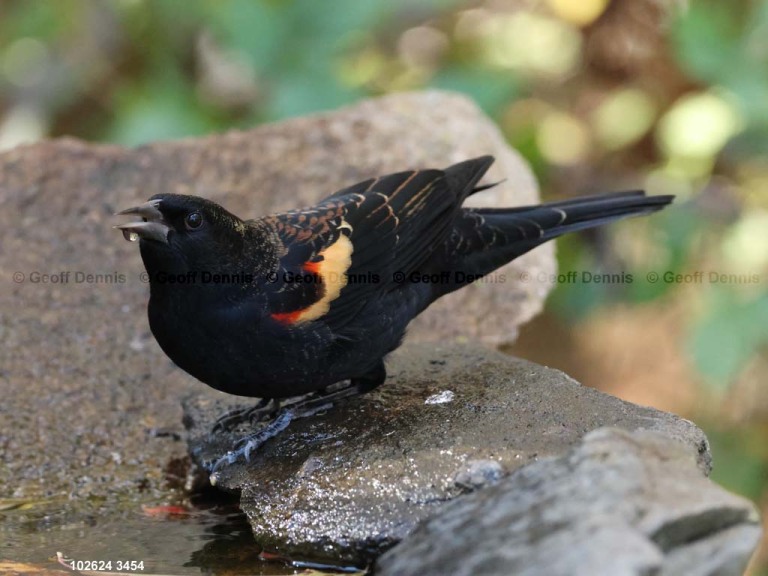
0;91;547;544
375;428;761;576
183;344;712;566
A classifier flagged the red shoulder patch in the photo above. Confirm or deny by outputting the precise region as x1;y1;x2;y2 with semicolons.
271;310;303;325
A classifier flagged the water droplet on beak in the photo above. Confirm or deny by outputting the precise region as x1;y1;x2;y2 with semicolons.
122;229;140;242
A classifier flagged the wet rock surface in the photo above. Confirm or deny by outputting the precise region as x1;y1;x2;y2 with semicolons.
0;91;546;561
375;428;761;576
183;344;713;566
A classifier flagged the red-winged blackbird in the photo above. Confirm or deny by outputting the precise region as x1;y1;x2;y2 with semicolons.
116;156;672;469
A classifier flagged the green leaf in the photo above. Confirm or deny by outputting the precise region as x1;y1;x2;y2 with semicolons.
205;0;286;74
432;65;518;117
706;425;768;501
108;79;219;146
688;287;768;389
672;0;742;83
267;71;362;120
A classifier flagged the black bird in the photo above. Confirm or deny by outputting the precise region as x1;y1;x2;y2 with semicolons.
116;156;672;470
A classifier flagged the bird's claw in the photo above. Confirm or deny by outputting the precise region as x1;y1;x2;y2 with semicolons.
209;450;238;475
207;409;295;474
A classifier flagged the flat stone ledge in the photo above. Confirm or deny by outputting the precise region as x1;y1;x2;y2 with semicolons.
184;344;713;566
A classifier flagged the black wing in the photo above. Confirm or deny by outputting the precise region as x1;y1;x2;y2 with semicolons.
261;157;495;330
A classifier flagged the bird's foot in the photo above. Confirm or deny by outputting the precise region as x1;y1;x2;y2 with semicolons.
208;401;333;476
211;397;278;432
209;409;294;475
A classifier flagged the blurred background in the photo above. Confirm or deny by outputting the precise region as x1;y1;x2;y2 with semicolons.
1;0;766;572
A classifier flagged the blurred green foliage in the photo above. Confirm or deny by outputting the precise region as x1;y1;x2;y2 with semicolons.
674;0;768;139
1;0;767;569
690;286;768;383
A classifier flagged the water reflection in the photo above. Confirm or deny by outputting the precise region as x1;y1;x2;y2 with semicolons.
1;491;300;575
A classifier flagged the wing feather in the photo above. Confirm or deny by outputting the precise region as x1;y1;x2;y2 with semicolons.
260;157;495;330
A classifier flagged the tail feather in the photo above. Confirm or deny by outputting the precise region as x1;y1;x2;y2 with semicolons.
497;191;675;241
434;190;674;297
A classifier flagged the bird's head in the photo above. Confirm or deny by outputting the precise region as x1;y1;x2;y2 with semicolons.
115;194;247;277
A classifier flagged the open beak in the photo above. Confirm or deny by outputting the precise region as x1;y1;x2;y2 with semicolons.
114;199;170;244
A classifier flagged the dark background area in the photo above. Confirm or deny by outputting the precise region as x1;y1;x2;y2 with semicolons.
1;0;766;572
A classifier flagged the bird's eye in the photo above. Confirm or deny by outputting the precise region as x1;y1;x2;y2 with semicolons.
185;211;203;230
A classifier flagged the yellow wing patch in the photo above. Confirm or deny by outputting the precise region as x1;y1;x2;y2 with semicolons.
272;232;353;325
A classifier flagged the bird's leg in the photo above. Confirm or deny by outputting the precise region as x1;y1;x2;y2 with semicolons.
211;397;279;432
209;408;291;474
207;362;387;474
351;360;388;394
280;360;388;413
209;400;333;474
